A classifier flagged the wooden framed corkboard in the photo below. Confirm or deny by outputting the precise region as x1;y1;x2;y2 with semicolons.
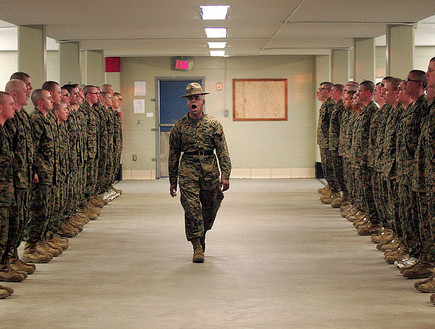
233;79;288;121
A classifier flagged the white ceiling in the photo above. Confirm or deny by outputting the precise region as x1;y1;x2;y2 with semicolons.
0;0;434;56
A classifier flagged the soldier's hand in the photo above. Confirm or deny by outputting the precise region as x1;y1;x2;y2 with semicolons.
220;179;230;192
170;184;177;197
32;173;39;183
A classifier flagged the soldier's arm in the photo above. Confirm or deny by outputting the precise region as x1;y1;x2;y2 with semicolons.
213;122;231;183
168;125;181;194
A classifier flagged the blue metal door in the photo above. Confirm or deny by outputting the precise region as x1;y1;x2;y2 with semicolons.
158;78;203;177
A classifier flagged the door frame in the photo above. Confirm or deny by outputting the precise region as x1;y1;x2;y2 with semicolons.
155;76;205;178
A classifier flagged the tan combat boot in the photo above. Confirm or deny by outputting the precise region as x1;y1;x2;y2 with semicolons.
191;238;204;263
112;185;123;195
22;242;53;263
0;260;25;282
0;284;13;298
10;248;35;274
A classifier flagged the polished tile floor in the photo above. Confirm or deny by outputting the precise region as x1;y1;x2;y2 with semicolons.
1;179;434;329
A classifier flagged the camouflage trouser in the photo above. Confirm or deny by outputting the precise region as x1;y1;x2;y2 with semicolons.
0;207;10;261
355;165;379;223
97;154;107;194
85;158;98;199
417;191;433;261
179;176;224;241
7;188;30;255
67;167;79;217
427;185;435;262
372;171;389;227
320;148;340;192
47;184;62;234
331;151;346;192
27;184;53;242
398;184;421;257
79;163;87;206
343;158;359;206
386;178;404;240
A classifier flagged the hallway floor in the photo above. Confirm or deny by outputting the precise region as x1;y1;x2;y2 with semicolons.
1;179;434;329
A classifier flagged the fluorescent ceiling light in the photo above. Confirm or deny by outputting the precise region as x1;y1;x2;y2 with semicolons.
210;50;226;57
205;28;227;38
208;42;226;49
200;5;230;20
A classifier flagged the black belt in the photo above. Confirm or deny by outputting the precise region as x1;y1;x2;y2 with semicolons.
184;150;214;156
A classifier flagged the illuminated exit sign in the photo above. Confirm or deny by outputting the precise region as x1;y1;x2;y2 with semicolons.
171;57;193;71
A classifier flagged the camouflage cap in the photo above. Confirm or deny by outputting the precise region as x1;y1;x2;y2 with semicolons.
180;82;209;98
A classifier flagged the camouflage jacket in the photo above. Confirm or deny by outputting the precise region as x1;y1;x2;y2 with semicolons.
104;107;115;153
350;101;378;168
396;94;429;186
94;104;107;159
30;109;56;186
113;110;123;153
371;104;392;171
317;97;335;148
169;113;231;185
56;121;70;183
76;108;88;164
337;108;349;157
413;100;435;191
328;100;344;151
381;104;404;178
339;110;357;158
66;109;79;169
4;109;34;189
79;101;99;160
0;125;14;206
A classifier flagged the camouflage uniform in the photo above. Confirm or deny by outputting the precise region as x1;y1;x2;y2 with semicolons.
414;100;435;261
94;104;108;194
381;104;404;238
46;111;62;235
350;101;378;222
317;97;339;192
112;110;123;183
329;100;346;193
396;94;429;257
76;108;88;207
0;125;14;262
27;109;56;243
340;111;359;207
79;101;99;200
66;108;80;216
370;104;392;227
4;109;34;256
169;113;231;241
103;107;115;190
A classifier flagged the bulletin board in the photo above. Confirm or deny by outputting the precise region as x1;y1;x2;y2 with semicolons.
233;79;288;121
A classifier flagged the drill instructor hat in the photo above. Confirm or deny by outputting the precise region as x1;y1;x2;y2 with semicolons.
180;82;209;98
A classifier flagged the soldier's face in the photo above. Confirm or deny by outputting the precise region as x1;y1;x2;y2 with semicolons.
343;93;353;110
41;91;53;111
0;95;16;120
427;60;435;89
187;95;204;119
51;84;62;106
61;89;71;106
383;82;396;105
69;88;79;105
23;77;32;98
396;82;408;104
14;82;29;107
56;105;69;122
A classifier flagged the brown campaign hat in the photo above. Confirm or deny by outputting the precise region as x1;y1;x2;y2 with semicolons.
179;82;209;98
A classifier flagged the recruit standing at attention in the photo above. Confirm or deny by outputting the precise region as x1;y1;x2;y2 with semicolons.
169;83;231;263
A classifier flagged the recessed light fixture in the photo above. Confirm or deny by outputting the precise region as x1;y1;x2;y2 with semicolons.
208;42;227;49
205;28;227;38
210;50;226;57
200;5;230;20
